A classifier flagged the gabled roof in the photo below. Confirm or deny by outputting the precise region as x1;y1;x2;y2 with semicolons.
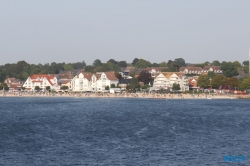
156;72;185;79
104;72;119;80
28;74;56;86
81;72;93;81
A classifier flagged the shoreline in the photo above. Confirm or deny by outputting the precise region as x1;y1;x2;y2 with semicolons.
0;93;245;100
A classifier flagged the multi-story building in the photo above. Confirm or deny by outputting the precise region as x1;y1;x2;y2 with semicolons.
23;74;60;91
151;72;189;91
71;72;119;92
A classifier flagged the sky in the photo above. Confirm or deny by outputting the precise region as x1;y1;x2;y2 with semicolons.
1;0;250;65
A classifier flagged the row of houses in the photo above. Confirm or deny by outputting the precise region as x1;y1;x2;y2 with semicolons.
179;66;222;75
3;66;222;92
18;72;119;92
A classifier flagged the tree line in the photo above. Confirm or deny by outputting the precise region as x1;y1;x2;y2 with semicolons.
197;74;250;91
0;58;186;82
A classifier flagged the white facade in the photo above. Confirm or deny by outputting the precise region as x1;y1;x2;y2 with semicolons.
23;74;60;91
71;72;119;92
152;72;189;91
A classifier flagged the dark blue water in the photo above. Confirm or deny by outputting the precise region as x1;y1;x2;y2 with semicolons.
0;97;249;166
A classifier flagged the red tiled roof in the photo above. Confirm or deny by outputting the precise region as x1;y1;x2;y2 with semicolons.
30;74;55;79
104;72;119;80
81;72;93;81
29;74;56;86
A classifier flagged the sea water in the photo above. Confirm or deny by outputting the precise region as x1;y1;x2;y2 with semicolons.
0;97;249;165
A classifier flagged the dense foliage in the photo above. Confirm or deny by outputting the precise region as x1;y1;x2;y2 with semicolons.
0;60;86;82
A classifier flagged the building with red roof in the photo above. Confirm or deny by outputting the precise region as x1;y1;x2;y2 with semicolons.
23;74;60;91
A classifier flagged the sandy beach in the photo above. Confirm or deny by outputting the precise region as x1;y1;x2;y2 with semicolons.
0;91;244;99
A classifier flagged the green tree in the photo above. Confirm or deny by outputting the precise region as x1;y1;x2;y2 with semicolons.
71;61;86;69
227;77;239;87
197;75;210;88
203;61;210;66
93;59;102;67
35;86;40;91
151;63;159;67
221;62;239;77
107;59;117;64
110;84;115;88
207;71;216;78
159;62;167;67
63;64;74;71
239;77;250;90
128;77;140;92
84;66;95;73
243;66;249;73
21;72;29;80
107;62;120;72
135;59;151;68
172;83;180;91
174;58;185;67
211;75;227;88
46;86;51;91
117;61;127;68
105;85;110;90
242;61;249;66
131;58;139;65
232;61;241;68
138;70;152;84
212;60;221;66
161;68;170;72
167;60;179;71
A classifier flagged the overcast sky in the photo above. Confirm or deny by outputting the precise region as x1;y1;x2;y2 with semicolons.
1;0;250;65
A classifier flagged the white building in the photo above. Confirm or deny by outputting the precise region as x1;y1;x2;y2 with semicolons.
23;74;60;91
202;66;222;74
151;72;189;91
179;66;222;75
71;72;119;92
179;67;203;75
